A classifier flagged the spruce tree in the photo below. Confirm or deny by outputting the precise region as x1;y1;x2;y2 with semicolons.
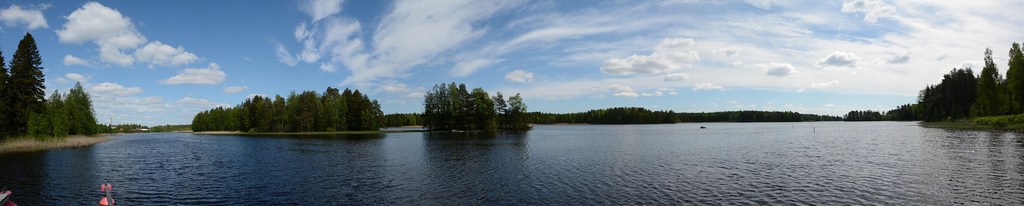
8;32;45;132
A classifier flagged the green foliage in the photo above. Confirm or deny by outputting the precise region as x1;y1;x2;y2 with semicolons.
1006;42;1024;114
191;87;382;132
972;48;1006;117
26;86;98;137
3;33;45;133
383;113;421;127
422;83;529;131
918;68;977;121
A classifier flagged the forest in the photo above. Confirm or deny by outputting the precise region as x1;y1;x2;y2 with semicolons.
384;107;842;127
846;42;1024;123
422;82;530;131
191;87;383;132
0;33;100;139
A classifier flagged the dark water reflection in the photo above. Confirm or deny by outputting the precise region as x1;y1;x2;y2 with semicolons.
1;122;1023;205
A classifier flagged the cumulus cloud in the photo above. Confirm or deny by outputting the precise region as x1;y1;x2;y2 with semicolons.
90;82;143;96
590;94;607;99
841;0;895;23
134;41;199;68
887;53;910;64
693;83;724;91
224;86;249;94
816;51;859;68
379;83;411;94
664;73;690;81
56;2;198;68
0;4;48;29
726;100;739;104
811;80;840;88
300;0;344;23
761;63;800;77
66;73;90;84
158;63;226;85
505;70;534;83
609;84;639;97
713;47;739;57
600;38;700;75
64;55;89;66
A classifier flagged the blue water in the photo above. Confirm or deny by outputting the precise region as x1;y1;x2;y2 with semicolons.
1;122;1022;205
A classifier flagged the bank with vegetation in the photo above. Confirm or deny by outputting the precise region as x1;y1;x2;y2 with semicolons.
191;87;384;133
840;42;1024;129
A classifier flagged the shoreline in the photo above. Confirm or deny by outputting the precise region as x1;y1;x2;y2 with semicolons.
194;130;429;135
0;135;112;155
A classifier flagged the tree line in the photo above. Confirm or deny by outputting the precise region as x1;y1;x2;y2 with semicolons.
851;42;1024;122
422;82;529;131
525;108;840;124
191;87;383;132
0;33;99;138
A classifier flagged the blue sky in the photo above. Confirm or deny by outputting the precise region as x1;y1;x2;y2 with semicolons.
1;0;1022;125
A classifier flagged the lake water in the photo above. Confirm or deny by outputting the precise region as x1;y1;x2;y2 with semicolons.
1;122;1023;205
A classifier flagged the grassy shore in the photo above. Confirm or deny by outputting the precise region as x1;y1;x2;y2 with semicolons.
0;135;112;154
920;114;1024;130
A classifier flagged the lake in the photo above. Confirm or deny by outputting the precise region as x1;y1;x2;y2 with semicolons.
1;122;1022;205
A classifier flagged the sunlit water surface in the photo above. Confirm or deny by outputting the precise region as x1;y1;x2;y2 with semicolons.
1;122;1022;205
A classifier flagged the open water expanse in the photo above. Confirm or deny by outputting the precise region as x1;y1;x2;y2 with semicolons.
1;121;1023;205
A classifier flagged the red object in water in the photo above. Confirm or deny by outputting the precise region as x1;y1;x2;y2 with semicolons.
1;190;17;206
98;197;114;206
99;184;114;206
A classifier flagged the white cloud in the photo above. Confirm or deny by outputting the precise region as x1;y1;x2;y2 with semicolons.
590;94;607;99
726;100;739;104
761;62;800;77
664;73;690;81
224;86;249;94
247;94;268;99
134;41;199;68
653;91;664;96
52;77;69;84
66;73;89;84
404;92;425;99
56;2;198;68
0;4;48;29
614;92;639;98
133;96;164;105
57;2;146;66
379;83;411;94
300;0;344;23
175;97;230;108
609;84;639;98
815;51;859;68
63;55;89;66
811;80;840;88
89;82;143;97
887;53;910;64
841;0;895;23
505;70;534;83
693;83;724;91
641;93;653;97
745;0;773;9
732;61;744;66
668;92;678;95
451;59;498;77
600;38;700;75
159;63;226;85
713;47;739;57
275;43;298;66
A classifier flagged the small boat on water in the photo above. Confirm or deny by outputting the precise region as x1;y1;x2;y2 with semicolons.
700;126;706;129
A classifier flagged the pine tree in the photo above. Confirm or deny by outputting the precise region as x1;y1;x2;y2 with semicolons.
972;48;1003;117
